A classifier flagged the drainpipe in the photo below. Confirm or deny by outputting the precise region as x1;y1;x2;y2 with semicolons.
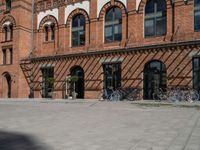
29;0;34;98
170;0;175;41
172;0;175;34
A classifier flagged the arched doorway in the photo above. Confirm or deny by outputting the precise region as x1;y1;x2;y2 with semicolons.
144;60;167;99
70;66;84;99
2;72;12;98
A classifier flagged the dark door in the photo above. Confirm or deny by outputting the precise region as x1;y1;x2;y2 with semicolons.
4;73;11;98
71;66;84;99
41;67;54;98
193;57;200;100
144;61;166;99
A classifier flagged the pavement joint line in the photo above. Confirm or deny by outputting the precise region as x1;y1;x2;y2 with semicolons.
165;112;196;150
182;113;200;150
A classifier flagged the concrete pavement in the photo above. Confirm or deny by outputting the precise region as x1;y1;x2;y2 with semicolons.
0;100;199;150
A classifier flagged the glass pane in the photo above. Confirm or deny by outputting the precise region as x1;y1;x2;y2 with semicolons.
145;19;155;36
145;0;155;14
194;11;200;31
105;26;113;42
105;8;113;22
79;31;85;45
72;31;78;46
79;15;85;27
156;17;166;35
114;24;122;41
193;58;199;71
195;0;200;5
114;7;122;20
157;0;166;12
72;16;79;27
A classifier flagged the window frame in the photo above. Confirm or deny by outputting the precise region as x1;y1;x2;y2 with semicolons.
71;14;86;47
194;0;200;31
104;7;122;43
3;49;7;65
144;0;167;38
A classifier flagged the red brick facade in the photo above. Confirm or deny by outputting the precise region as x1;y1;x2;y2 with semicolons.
1;0;200;99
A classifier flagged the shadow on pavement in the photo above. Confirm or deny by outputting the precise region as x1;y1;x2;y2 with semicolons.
0;130;50;150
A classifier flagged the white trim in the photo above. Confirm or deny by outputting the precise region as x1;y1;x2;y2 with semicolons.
37;8;58;29
97;0;127;18
136;0;142;11
65;0;90;24
2;21;12;27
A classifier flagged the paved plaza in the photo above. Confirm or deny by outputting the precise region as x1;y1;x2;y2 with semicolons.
0;100;200;150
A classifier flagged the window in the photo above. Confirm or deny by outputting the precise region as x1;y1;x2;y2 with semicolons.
2;48;13;65
44;25;49;41
145;0;167;37
194;0;200;31
44;23;55;42
72;15;85;47
3;49;6;65
50;24;55;41
105;7;122;43
6;0;11;11
9;48;12;64
3;24;13;41
4;26;8;41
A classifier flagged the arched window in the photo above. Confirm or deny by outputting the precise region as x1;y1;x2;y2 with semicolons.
72;15;85;47
194;0;200;31
43;23;55;41
6;0;11;11
105;7;122;43
145;0;167;37
3;24;13;41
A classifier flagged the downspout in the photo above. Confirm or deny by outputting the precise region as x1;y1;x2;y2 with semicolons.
171;0;175;41
29;0;35;98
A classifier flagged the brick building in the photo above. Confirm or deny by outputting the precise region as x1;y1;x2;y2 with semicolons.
0;0;32;98
0;0;200;99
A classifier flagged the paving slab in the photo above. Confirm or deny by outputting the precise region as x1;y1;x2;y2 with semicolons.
0;100;199;150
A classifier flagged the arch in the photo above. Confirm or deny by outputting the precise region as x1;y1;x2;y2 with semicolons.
137;0;172;13
0;15;16;28
2;72;12;98
143;60;167;100
39;15;58;30
98;1;127;19
70;66;85;99
66;8;89;27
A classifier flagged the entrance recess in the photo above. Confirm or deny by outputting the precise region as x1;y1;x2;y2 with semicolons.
2;72;12;98
144;60;167;99
193;57;200;98
41;67;54;98
103;63;121;90
70;66;84;99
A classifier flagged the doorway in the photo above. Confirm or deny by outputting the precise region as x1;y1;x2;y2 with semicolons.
144;60;167;99
103;63;121;91
41;67;54;98
2;72;12;98
70;66;84;99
